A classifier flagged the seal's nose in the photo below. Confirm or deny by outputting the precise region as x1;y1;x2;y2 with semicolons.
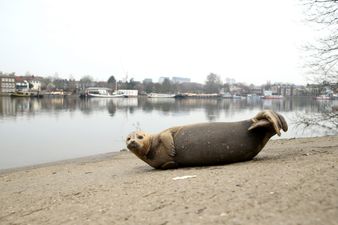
127;140;137;149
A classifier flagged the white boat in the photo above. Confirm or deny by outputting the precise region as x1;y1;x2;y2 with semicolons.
147;93;176;98
332;94;338;100
11;90;35;97
222;92;233;99
261;90;283;99
247;94;259;98
180;93;221;98
232;94;246;100
314;95;331;100
44;90;71;97
261;95;284;99
11;90;42;98
115;89;138;97
82;87;124;98
222;92;245;99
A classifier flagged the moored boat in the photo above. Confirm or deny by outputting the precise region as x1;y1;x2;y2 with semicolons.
147;93;176;98
314;95;331;100
261;95;284;99
42;90;72;97
222;92;233;99
11;91;32;97
174;93;221;98
11;90;42;98
232;94;246;100
261;90;283;99
80;87;124;98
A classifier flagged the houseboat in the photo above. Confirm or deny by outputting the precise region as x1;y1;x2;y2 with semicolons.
175;93;222;98
115;89;138;97
261;91;283;99
81;87;124;98
11;90;42;98
314;95;331;100
222;92;245;99
147;93;176;98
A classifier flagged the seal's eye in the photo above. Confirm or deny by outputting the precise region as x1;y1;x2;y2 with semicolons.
137;135;143;139
127;137;131;141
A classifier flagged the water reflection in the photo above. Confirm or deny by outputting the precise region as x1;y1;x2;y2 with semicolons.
0;97;338;136
0;96;337;170
1;96;337;121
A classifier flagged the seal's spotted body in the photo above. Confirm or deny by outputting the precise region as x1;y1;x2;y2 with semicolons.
126;110;288;169
173;120;271;167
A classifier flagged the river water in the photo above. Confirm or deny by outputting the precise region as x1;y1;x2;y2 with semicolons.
0;96;337;170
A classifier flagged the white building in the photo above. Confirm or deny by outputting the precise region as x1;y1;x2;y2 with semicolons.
0;76;16;95
30;80;41;91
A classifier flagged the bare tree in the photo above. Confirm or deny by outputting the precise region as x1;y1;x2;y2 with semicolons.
299;1;338;133
294;105;338;131
205;73;222;93
302;0;338;84
107;75;117;90
79;75;93;88
161;78;172;93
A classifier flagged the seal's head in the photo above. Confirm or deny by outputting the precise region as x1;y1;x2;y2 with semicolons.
126;131;152;156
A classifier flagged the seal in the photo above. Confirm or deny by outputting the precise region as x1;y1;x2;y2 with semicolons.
126;110;288;169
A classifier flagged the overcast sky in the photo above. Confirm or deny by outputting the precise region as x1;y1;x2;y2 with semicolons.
0;0;315;85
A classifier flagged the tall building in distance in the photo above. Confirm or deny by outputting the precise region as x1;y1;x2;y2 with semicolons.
171;77;191;84
143;78;153;84
158;77;170;84
225;77;236;85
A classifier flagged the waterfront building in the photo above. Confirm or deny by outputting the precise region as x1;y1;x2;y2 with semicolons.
0;75;16;95
249;85;263;96
271;85;281;95
281;85;294;96
15;76;43;91
229;84;243;94
30;80;42;91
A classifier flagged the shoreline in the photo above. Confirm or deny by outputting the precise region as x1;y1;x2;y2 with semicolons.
0;135;332;175
1;135;337;224
0;152;121;175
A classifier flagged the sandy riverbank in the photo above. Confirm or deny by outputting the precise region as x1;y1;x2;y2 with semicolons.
1;135;337;225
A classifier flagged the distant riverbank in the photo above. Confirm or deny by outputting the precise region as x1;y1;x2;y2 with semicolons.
1;135;337;225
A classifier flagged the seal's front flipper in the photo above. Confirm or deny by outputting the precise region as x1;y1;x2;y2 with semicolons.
161;161;178;170
159;131;176;157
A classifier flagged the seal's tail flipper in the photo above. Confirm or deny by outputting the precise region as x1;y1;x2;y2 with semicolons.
275;112;288;132
249;110;288;136
248;119;271;131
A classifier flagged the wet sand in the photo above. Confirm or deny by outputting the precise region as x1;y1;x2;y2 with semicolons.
1;135;337;225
